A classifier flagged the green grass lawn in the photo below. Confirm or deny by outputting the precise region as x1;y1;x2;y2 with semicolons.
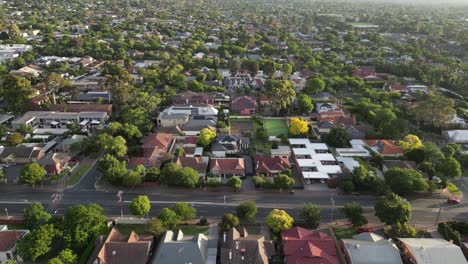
447;180;462;195
66;164;91;186
264;119;288;137
116;224;151;235
332;226;357;240
180;225;209;235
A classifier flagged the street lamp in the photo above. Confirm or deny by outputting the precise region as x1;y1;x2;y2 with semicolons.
4;208;8;218
117;191;123;218
330;198;335;224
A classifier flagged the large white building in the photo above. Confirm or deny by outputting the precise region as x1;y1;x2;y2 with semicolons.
157;105;218;127
289;138;342;182
12;111;108;131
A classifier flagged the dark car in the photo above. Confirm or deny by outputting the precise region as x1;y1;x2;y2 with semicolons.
447;198;461;205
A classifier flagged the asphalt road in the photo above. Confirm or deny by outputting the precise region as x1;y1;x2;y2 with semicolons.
0;161;467;226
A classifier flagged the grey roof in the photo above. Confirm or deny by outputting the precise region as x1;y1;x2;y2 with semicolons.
184;119;216;128
158;112;189;120
153;230;213;264
342;233;403;264
398;238;468;264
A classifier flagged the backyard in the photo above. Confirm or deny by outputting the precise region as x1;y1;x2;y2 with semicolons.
263;119;288;137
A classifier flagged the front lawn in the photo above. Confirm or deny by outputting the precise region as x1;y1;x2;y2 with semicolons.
66;164;91;186
264;119;288;137
332;226;357;240
116;224;151;235
180;225;209;235
446;180;462;195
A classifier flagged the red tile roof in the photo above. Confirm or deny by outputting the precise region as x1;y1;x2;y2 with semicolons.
183;136;198;145
255;154;290;175
141;133;173;152
210;158;245;176
363;140;403;156
352;66;376;79
0;230;27;252
281;227;338;264
175;157;208;174
231;96;258;113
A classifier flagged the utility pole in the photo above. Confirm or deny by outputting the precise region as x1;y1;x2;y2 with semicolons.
330;198;335;224
117;191;123;218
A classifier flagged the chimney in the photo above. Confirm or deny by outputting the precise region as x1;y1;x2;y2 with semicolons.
229;250;232;260
223;232;226;243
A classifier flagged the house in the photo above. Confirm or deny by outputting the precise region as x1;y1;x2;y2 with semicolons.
255;154;291;177
157;105;218;127
183;146;204;157
398;238;468;264
382;160;417;172
0;227;29;262
210;158;245;178
0;115;14;127
128;133;174;168
443;130;468;147
220;227;276;264
153;230;217;264
93;227;153;264
178;119;217;136
345;125;374;140
351;140;404;157
171;91;215;105
38;152;70;175
231;96;258;115
289;138;342;182
258;95;271;106
342;232;403;264
281;227;339;264
0;146;45;164
48;103;113;116
335;147;371;158
212;134;249;157
56;134;87;154
352;66;376;79
183;136;198;148
175;157;209;177
270;146;292;159
224;77;250;91
12;111;108;132
316;103;341;113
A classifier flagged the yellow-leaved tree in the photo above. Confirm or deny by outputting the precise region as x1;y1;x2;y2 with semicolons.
399;134;423;152
289;117;309;136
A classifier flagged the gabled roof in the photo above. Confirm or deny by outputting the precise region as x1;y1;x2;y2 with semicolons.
210;158;245;175
342;233;403;264
141;132;173;151
0;230;28;252
153;230;211;264
398;238;468;264
231;96;258;110
281;227;338;264
96;227;153;264
363;140;403;156
255;154;291;174
175;157;208;174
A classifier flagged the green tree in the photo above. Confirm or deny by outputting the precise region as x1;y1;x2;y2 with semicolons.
6;132;23;146
145;167;160;182
306;77;326;94
301;203;320;228
159;163;182;185
323;127;350;148
274;174;295;191
129;195;151;218
122;171;143;187
45;72;69;104
96;134;127;158
374;193;412;225
7;23;22;41
298;93;314;114
48;249;77;264
236;201;257;223
423;143;445;164
436;157;462;178
19;163;45;188
269;80;296;115
63;204;106;251
388;222;417;238
0;75;31;113
17;224;61;261
197;128;216;147
97;154;128;185
174;147;184;157
384;168;429;194
266;209;294;233
342;202;368;228
147;218;166;237
178;167;200;188
227;177;242;190
157;208;180;231
218;213;239;233
23;202;51;229
412;93;456;127
173;202;197;220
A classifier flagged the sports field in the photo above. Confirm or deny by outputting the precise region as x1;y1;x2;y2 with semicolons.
264;119;288;137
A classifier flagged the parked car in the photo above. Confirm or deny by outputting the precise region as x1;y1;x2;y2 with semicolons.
447;198;461;205
357;228;373;234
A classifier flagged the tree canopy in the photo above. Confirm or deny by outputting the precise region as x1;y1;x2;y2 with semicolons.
374;193;412;225
266;209;294;233
129;195;151;218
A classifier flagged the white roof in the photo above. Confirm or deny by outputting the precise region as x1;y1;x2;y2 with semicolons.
444;130;468;143
302;172;330;179
336;157;360;171
33;128;70;135
398;238;468;264
335;147;371;157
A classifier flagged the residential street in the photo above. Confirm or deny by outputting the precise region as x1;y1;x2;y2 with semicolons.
0;165;466;226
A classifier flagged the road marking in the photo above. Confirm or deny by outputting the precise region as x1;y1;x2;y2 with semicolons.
0;201;32;204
